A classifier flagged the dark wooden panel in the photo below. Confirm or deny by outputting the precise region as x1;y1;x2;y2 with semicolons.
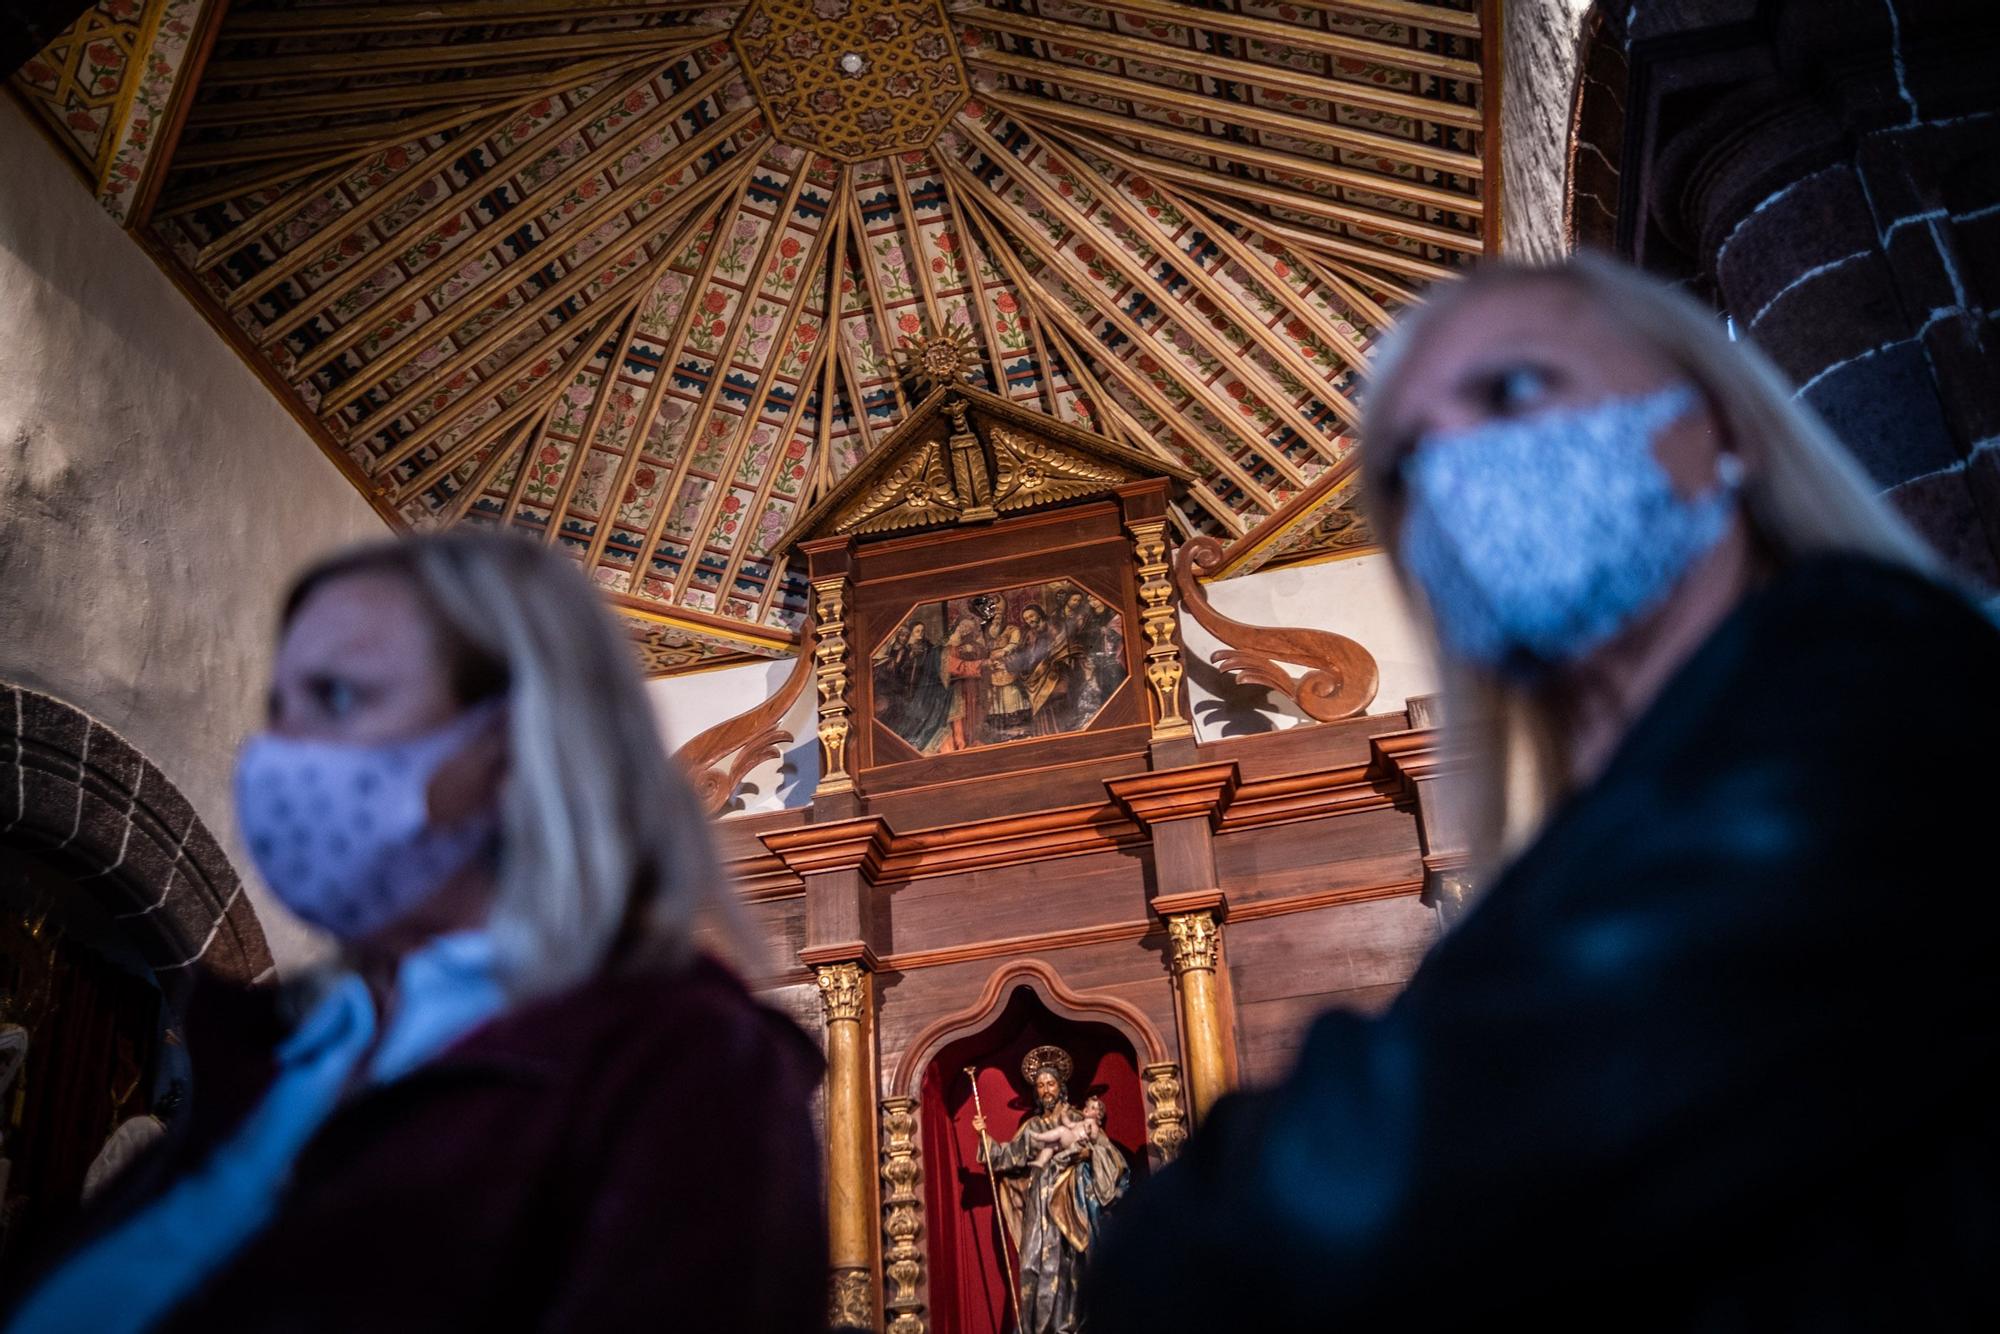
1224;897;1437;1084
873;847;1154;959
1213;807;1425;906
1198;708;1414;781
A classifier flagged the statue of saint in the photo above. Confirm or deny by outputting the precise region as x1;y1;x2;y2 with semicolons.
975;1046;1131;1333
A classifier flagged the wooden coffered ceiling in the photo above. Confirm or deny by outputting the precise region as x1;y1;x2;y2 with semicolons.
13;0;1493;674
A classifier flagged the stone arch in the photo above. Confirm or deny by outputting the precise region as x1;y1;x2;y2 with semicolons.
0;683;271;1000
892;957;1168;1099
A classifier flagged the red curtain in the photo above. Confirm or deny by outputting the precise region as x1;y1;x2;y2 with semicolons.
918;988;1148;1334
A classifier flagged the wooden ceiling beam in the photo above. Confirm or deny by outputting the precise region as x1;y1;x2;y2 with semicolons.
982;90;1477;219
886;154;948;343
941;155;1283;516
840;181;914;422
439;419;527;525
932;168;1011;403
1057;132;1387;375
665;159;830;603
613;174;759;598
1024;128;1365;431
200;25;719;85
185;65;619;126
370;178;740;481
277;78;750;379
237;56;716;326
223;1;735;36
184;54;657;271
712;188;844;614
535;305;638;547
939;171;1064;422
358;158;751;464
968;50;1480;180
1079;0;1480;80
1202;194;1436;302
966;119;1354;458
957;8;1483;131
1059;131;1480;255
387;293;635;505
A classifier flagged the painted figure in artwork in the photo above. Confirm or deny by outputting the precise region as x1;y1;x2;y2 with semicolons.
879;619;951;752
983;611;1033;742
941;612;988;752
875;580;1128;757
974;1048;1130;1334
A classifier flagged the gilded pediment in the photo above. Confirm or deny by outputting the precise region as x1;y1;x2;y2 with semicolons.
782;383;1189;549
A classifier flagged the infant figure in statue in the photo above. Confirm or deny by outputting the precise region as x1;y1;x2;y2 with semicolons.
1028;1094;1106;1169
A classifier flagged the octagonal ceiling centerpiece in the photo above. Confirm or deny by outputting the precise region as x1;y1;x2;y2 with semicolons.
16;0;1492;674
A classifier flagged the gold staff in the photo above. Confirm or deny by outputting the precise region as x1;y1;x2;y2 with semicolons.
966;1066;1025;1332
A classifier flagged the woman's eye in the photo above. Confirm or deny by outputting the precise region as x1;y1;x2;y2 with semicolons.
1487;366;1553;415
314;678;359;717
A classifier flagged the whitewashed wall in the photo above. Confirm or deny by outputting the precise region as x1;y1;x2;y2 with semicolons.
0;102;388;972
1182;552;1438;738
649;551;1438;814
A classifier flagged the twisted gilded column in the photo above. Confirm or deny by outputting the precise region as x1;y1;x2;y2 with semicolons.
817;962;878;1329
1126;515;1193;741
1166;911;1229;1125
811;574;856;796
1142;1061;1190;1164
879;1097;925;1334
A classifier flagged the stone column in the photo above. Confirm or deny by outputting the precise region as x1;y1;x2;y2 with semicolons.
816;961;879;1331
1594;0;2000;582
1165;910;1229;1126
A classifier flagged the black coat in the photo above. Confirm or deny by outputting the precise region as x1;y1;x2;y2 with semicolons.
1085;556;2000;1332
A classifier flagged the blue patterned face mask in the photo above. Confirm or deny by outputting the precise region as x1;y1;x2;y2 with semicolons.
1397;384;1737;675
234;703;503;939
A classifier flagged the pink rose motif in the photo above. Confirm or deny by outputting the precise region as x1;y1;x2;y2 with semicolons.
884;71;919;99
810;89;841;114
783;31;822;59
914;34;947;61
863;15;901;40
812;0;850;16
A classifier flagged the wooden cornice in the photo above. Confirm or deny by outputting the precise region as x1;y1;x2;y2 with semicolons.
729;730;1445;893
1104;762;1241;829
759;816;896;880
797;941;883;972
1364;728;1447;807
1219;762;1391;832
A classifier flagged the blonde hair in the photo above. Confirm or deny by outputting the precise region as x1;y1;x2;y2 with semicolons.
283;530;738;998
1363;252;1938;875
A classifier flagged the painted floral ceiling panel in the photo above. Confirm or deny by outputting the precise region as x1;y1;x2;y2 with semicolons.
21;0;1489;672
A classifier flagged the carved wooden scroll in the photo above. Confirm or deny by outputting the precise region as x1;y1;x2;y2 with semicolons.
1172;535;1379;722
671;642;814;815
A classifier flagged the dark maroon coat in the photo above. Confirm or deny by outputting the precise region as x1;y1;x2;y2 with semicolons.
30;956;827;1332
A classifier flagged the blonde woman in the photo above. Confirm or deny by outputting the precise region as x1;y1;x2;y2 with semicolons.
1088;255;2000;1330
6;533;825;1333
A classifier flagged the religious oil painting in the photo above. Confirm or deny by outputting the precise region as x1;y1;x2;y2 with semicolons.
872;580;1127;757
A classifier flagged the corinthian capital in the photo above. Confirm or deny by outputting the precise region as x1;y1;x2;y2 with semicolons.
1166;911;1220;974
815;961;869;1023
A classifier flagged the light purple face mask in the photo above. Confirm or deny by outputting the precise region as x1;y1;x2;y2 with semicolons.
234;703;503;940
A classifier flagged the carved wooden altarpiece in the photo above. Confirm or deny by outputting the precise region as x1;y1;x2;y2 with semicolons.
720;384;1461;1334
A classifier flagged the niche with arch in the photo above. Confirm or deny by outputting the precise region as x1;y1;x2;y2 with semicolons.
917;984;1149;1334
